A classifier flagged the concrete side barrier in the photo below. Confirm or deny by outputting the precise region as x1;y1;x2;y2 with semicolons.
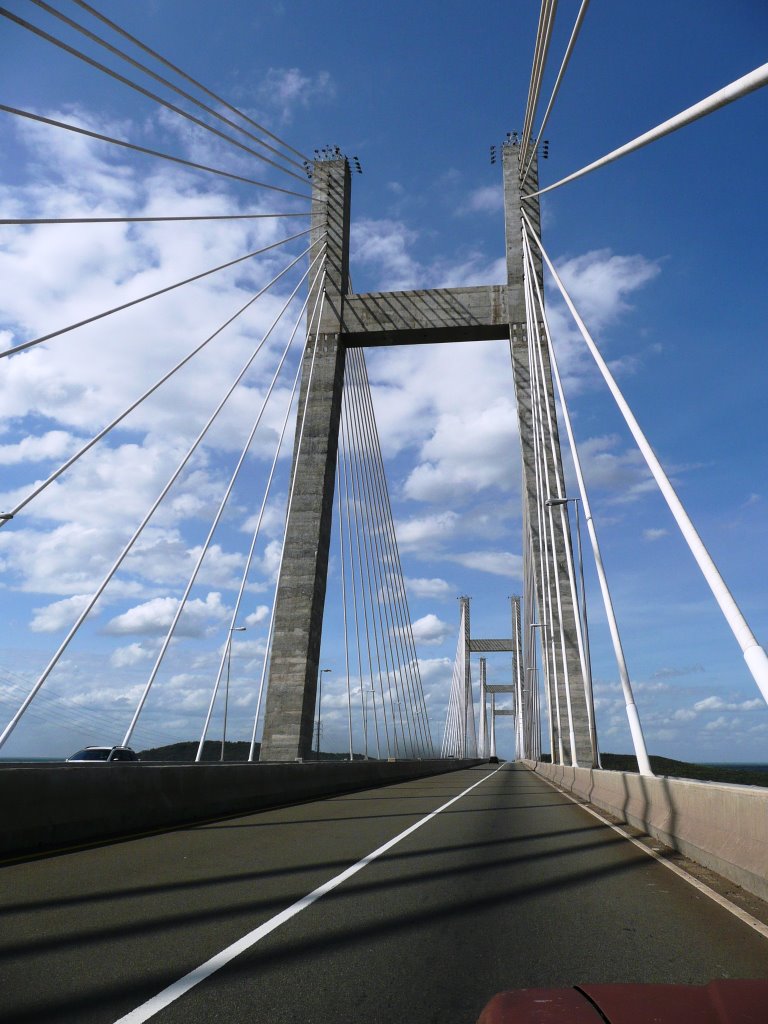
524;760;768;902
0;758;483;858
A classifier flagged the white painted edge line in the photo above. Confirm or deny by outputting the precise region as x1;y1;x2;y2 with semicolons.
532;769;768;941
114;764;505;1023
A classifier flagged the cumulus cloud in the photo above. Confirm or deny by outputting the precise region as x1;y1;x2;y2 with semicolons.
402;400;519;502
556;249;661;332
245;604;270;627
458;185;504;215
396;511;461;552
104;592;229;637
418;656;453;686
411;613;453;646
0;430;82;466
30;594;93;633
406;577;454;600
693;695;764;713
110;642;155;668
352;218;421;291
671;708;697;722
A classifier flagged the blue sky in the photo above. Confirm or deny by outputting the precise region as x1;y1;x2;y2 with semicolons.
0;1;766;763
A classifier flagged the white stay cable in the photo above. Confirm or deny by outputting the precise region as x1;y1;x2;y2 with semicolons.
524;212;768;707
343;373;396;757
525;258;578;763
442;637;463;757
123;250;327;747
523;235;588;763
347;350;419;756
0;240;318;525
338;408;373;760
70;0;311;164
523;228;651;774
340;394;384;760
194;266;326;761
0;252;321;754
24;2;308;182
521;230;602;768
6;6;308;186
522;0;590;182
0;228;311;360
352;350;434;755
525;61;768;200
247;291;328;760
522;253;564;762
520;0;558;171
336;458;354;761
520;0;551;156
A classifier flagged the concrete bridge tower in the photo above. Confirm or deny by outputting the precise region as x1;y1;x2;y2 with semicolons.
260;145;595;766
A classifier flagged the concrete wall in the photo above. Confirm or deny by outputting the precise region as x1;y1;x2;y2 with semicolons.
0;758;482;859
525;760;768;902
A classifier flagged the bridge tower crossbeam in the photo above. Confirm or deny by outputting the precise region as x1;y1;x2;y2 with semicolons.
260;145;596;765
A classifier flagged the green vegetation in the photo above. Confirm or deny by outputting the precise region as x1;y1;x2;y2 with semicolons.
138;741;256;762
138;741;368;762
539;751;767;786
598;753;768;788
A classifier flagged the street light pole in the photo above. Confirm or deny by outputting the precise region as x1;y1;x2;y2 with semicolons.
221;626;247;761
316;668;331;759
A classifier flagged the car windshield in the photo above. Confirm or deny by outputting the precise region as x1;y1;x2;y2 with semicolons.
70;748;110;761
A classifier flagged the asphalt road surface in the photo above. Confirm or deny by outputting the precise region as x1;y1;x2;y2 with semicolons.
2;763;767;1023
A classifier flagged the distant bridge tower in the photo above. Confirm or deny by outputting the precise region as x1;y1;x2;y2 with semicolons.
260;143;596;765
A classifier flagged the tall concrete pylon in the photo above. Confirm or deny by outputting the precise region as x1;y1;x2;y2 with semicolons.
503;143;593;766
259;145;595;765
259;159;350;761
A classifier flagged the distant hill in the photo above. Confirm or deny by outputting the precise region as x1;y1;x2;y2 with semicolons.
138;741;368;762
138;740;256;762
547;752;768;788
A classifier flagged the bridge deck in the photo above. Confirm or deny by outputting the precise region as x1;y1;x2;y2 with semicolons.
2;764;766;1023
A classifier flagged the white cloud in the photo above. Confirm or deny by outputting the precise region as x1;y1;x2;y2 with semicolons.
0;430;82;466
257;68;335;123
104;592;229;637
352;218;421;291
418;657;453;686
402;399;519;502
245;604;270;626
447;550;523;578
671;708;697;722
406;577;454;600
693;695;764;713
556;249;661;332
411;613;453;646
396;511;460;552
643;528;669;541
30;594;93;633
576;434;655;504
110;642;155;668
459;185;504;215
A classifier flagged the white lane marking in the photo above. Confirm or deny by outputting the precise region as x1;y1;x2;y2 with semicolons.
532;769;768;940
114;764;505;1023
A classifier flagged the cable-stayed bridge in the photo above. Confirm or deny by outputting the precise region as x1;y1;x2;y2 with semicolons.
1;3;768;1021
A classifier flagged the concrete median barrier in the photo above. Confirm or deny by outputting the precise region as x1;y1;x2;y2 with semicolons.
525;760;768;902
0;758;484;858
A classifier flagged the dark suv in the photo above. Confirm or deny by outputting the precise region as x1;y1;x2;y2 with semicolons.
66;746;138;763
